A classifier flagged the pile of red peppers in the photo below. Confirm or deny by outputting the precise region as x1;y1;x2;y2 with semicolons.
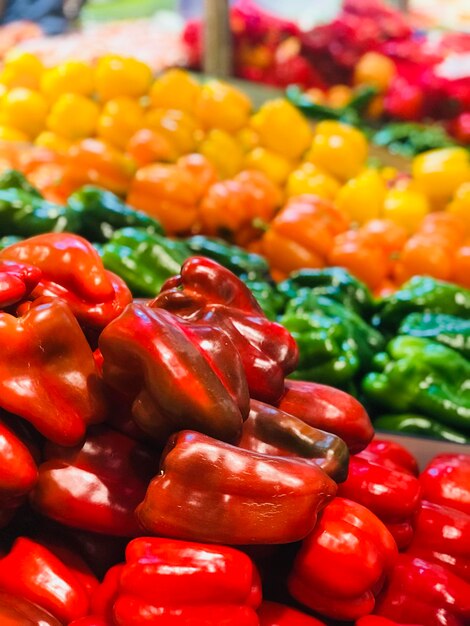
0;232;468;626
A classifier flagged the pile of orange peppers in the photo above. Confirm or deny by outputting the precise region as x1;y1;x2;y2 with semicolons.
0;55;469;294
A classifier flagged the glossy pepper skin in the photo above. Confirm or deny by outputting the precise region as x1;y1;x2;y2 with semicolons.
407;500;470;583
258;601;327;625
374;276;470;332
374;413;470;445
278;267;374;317
374;554;470;626
112;537;260;626
277;380;374;453
0;259;41;308
281;293;384;386
362;336;470;433
0;233;132;330
137;430;336;545
152;256;298;404
420;454;470;515
99;302;249;444
0;591;62;626
356;617;420;626
357;439;419;476
0;537;91;623
30;426;157;536
239;399;349;482
399;312;470;359
0;299;107;445
288;497;398;621
98;227;190;298
68;185;164;243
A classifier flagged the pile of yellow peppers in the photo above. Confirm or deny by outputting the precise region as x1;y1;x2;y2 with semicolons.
0;51;469;292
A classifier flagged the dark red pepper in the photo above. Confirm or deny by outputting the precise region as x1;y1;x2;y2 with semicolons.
258;601;327;625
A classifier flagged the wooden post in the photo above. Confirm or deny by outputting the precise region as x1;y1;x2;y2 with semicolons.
203;0;233;78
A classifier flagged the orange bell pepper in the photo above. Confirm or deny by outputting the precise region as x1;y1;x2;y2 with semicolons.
453;245;470;288
393;233;454;285
126;128;174;167
261;195;347;276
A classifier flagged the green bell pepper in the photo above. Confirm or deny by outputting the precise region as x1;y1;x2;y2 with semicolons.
67;186;164;243
374;413;470;445
0;169;43;196
98;227;190;298
362;336;470;433
372;122;456;158
278;267;374;316
0;188;81;237
374;276;470;333
280;293;384;386
243;278;287;321
399;312;470;359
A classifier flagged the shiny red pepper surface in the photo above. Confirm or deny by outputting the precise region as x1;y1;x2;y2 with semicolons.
0;591;62;626
152;256;298;404
0;259;41;308
420;454;470;516
258;601;326;625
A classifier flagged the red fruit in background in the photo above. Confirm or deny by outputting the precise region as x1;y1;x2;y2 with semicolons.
384;77;424;120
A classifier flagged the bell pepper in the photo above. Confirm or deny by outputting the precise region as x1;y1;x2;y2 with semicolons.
70;618;111;626
153;256;298;404
242;277;287;321
137;429;336;545
67;186;164;243
285;162;340;200
374;554;470;626
412;147;470;206
373;122;456;158
398;312;470;359
0;591;62;626
278;379;374;453
362;336;470;434
281;293;385;386
91;563;124;622
261;195;347;278
0;299;107;445
335;169;386;225
375;276;470;333
0;233;132;329
258;601;327;625
239;399;349;482
357;439;419;477
98;227;190;298
356;617;420;626
0;168;42;195
99;301;249;444
374;413;470;444
30;426;157;536
199;128;245;179
278;267;374;317
420;454;470;516
288;497;398;621
0;537;91;623
406;500;470;583
0;259;41;308
112;537;260;626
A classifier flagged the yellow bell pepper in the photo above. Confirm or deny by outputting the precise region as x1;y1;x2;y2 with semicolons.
47;93;100;141
199;129;244;179
286;162;340;200
0;88;48;138
336;169;386;224
447;182;470;235
97;97;144;150
244;147;293;185
195;80;251;132
0;51;44;90
0;125;29;142
250;98;312;161
35;130;73;155
383;185;430;233
236;127;259;153
41;60;94;100
412;147;470;205
150;69;201;113
95;55;152;102
144;108;200;159
306;121;368;182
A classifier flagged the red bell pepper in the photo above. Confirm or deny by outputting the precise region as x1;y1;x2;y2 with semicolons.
69;618;112;626
277;380;374;453
420;454;470;515
0;591;62;626
152;256;298;404
0;233;132;329
406;500;470;582
112;537;260;626
0;536;91;623
288;497;398;621
0;259;41;308
30;426;157;536
356;616;421;626
357;439;419;476
92;564;125;622
239;399;349;482
374;554;470;626
137;430;336;544
258;601;327;625
0;299;107;445
100;302;249;445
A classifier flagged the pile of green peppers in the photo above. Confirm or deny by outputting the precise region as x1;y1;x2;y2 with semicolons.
1;169;469;444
